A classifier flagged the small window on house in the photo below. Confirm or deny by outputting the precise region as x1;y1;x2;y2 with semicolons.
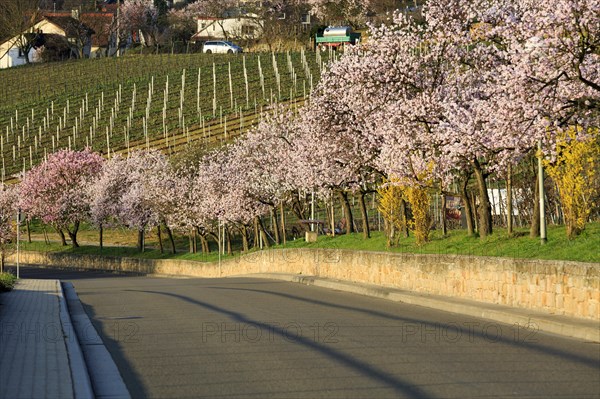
242;25;255;36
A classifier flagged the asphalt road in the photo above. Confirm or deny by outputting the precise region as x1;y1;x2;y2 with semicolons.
17;267;600;399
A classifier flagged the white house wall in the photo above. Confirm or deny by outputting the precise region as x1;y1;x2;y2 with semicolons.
197;15;262;40
0;19;83;69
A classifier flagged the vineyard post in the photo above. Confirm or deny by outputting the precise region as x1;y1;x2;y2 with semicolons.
162;110;166;139
243;56;249;108
145;118;150;150
258;56;265;99
180;69;186;115
132;85;136;112
228;62;233;109
106;127;110;157
212;63;217;117
125;126;130;155
197;68;201;115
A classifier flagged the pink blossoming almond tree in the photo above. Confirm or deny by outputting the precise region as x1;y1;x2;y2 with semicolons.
0;184;18;271
19;149;104;247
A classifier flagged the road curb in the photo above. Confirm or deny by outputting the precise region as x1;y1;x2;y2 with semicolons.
57;280;95;399
62;282;131;399
243;273;600;343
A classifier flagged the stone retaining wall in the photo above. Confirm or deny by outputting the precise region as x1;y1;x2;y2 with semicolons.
9;249;599;320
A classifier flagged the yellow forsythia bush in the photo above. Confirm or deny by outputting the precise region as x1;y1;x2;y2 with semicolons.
377;179;406;247
544;128;600;239
405;184;432;246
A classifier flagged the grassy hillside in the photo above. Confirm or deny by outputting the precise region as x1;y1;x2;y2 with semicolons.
19;221;600;264
0;50;331;179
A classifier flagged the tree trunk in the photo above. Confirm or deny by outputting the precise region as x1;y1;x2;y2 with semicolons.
271;206;281;245
530;170;540;238
57;227;67;246
292;191;308;231
470;192;478;232
67;221;80;248
26;219;31;243
507;165;513;236
400;198;409;238
137;229;144;252
337;190;355;234
441;192;448;237
225;226;232;255
253;217;260;248
197;230;210;254
193;229;198;254
165;225;176;254
460;176;475;237
280;202;286;245
256;216;270;248
472;160;493;238
157;225;164;254
189;231;194;253
99;224;103;251
358;191;370;239
241;224;249;252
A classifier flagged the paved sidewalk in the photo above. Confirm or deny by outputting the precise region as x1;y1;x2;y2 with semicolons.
0;279;75;399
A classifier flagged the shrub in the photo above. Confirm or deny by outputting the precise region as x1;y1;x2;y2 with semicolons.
0;272;17;292
545;128;600;239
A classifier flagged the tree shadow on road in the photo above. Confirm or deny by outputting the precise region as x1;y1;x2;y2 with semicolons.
126;288;432;398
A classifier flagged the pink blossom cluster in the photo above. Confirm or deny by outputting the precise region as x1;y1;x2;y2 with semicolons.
19;149;104;229
0;184;18;245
